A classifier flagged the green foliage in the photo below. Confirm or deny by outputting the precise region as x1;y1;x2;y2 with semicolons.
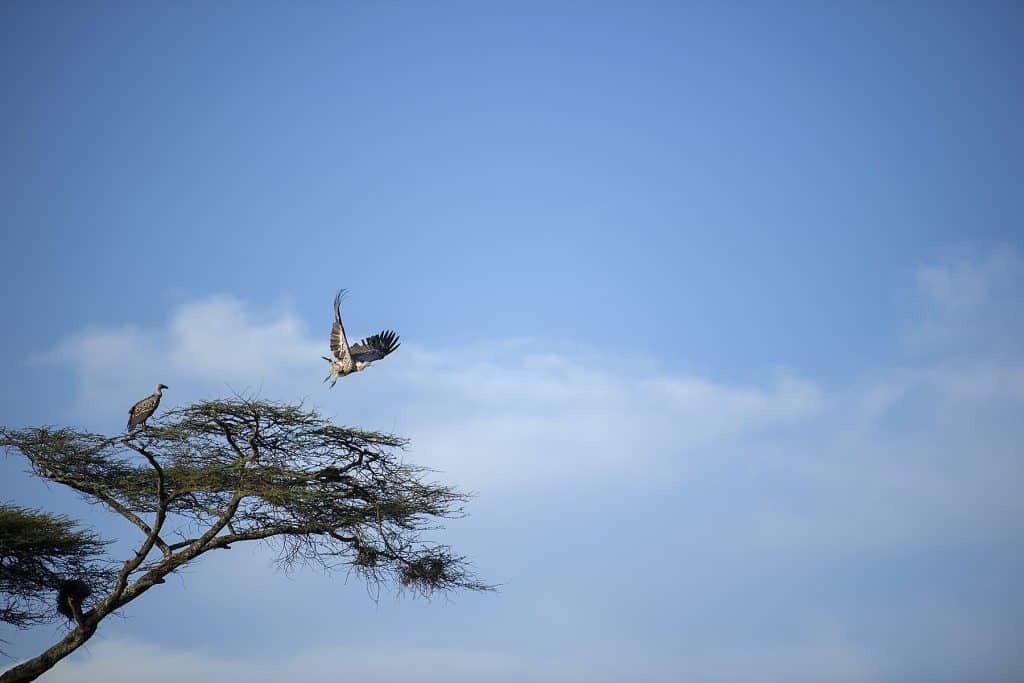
0;504;110;628
0;397;489;681
1;398;489;604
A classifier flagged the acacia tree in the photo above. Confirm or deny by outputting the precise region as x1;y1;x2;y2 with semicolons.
0;398;488;683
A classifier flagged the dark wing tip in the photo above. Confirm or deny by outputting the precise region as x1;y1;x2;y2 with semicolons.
379;329;401;355
333;289;349;323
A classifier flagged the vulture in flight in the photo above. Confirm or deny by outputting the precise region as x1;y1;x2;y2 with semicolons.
127;384;168;431
323;289;400;387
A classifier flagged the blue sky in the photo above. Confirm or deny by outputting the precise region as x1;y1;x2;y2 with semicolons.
1;2;1022;681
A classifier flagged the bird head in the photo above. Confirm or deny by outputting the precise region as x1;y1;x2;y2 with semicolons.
157;384;169;392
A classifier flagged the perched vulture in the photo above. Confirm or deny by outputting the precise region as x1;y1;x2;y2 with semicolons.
316;467;358;487
316;466;345;483
322;289;400;387
127;384;168;431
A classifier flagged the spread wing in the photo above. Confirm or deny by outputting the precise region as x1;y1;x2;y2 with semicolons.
330;290;352;363
350;330;401;363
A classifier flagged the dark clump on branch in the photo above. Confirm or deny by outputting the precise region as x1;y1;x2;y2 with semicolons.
395;547;481;597
353;545;379;568
401;557;445;589
317;466;344;482
55;580;91;624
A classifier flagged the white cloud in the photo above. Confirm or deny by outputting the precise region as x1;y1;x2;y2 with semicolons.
167;296;321;382
29;294;828;488
907;245;1024;354
27;256;1024;553
13;249;1024;682
43;635;873;683
914;246;1021;312
33;296;322;423
390;346;825;487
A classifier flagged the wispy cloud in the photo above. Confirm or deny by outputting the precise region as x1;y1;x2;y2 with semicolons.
30;293;828;486
33;296;323;421
915;246;1021;312
29;253;1024;531
21;249;1024;681
907;245;1024;355
48;635;873;683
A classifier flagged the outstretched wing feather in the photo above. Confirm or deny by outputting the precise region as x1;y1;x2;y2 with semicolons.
350;329;401;363
329;290;352;364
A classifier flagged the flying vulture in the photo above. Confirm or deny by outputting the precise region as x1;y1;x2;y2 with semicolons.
322;289;400;387
127;384;168;431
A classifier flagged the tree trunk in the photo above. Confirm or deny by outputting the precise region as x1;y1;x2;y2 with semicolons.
0;622;96;683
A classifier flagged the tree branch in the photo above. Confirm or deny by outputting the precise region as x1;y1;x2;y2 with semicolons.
213;418;245;461
124;442;172;559
43;475;171;559
96;447;173;611
102;495;168;610
191;491;245;553
0;621;96;683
